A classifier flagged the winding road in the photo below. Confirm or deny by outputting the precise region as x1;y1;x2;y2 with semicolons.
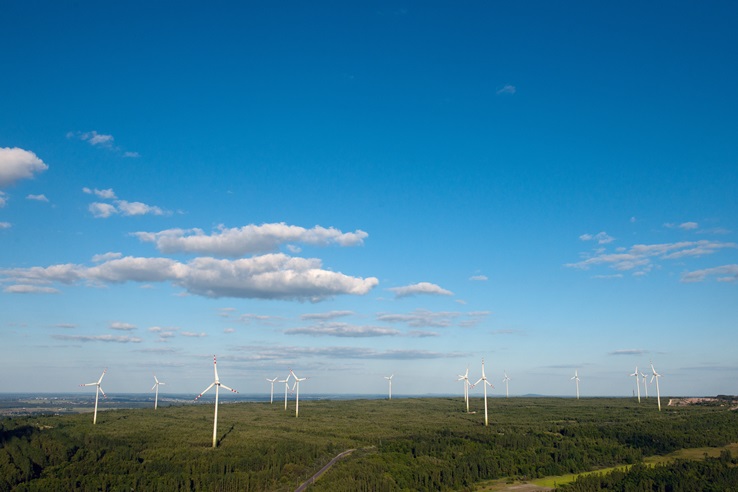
294;448;356;492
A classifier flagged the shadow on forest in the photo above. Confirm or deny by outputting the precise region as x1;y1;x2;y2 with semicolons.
217;424;235;446
0;425;36;445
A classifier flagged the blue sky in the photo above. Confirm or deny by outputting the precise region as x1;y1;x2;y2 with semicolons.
1;2;736;398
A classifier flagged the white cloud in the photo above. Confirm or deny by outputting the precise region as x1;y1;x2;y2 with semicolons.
92;252;123;263
496;84;516;95
0;222;10;229
681;264;738;283
123;151;140;158
285;322;400;337
116;200;166;216
181;331;207;337
83;187;117;199
89;202;118;218
54;323;77;329
0;253;379;301
388;281;453;298
0;192;6;207
567;240;737;274
0;147;49;187
679;222;699;230
52;334;142;343
469;275;488;281
110;322;136;331
224;328;236;334
300;310;354;320
579;232;615;244
133;223;369;257
4;284;59;294
377;309;460;328
235;344;465;360
26;194;49;202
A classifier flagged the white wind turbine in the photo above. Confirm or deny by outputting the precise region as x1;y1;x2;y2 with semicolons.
280;373;292;410
571;369;580;399
641;371;649;399
457;368;472;412
384;374;394;400
650;362;663;411
630;367;640;403
194;355;238;448
502;371;511;399
290;369;307;417
473;359;494;426
80;369;107;425
266;376;278;404
151;375;165;410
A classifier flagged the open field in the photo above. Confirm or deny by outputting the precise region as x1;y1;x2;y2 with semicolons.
2;396;737;491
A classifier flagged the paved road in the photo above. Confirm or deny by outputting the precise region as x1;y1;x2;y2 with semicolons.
295;448;356;492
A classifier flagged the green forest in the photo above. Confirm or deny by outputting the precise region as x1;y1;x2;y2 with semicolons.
1;397;737;491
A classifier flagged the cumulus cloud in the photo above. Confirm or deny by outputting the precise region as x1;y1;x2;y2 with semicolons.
579;232;615;244
0;147;49;187
92;252;123;263
52;334;142;343
681;264;738;283
132;223;369;257
285;322;400;337
83;187;117;199
665;221;699;231
4;284;59;294
110;322;136;331
26;194;49;202
388;282;453;298
71;131;115;147
84;187;168;218
566;240;737;275
0;253;379;301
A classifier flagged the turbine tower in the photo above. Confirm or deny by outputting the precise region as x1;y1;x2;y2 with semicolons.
457;368;472;412
151;375;165;410
290;369;307;417
194;355;238;448
641;371;649;398
502;371;511;399
384;374;394;400
571;369;580;399
630;367;640;403
650;362;663;411
473;359;494;426
266;376;278;404
80;369;107;425
279;374;291;410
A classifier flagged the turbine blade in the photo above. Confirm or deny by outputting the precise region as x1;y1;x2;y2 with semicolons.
474;378;483;386
99;386;106;398
151;383;157;391
195;382;215;401
220;383;238;393
213;355;220;381
98;369;107;384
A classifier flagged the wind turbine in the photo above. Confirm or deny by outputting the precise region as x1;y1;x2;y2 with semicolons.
502;371;511;398
151;375;165;410
384;374;394;400
279;374;291;410
630;367;640;403
457;368;472;412
571;369;580;399
194;355;238;448
641;371;649;399
650;362;663;411
266;376;278;404
473;359;494;426
80;369;107;425
290;369;307;417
